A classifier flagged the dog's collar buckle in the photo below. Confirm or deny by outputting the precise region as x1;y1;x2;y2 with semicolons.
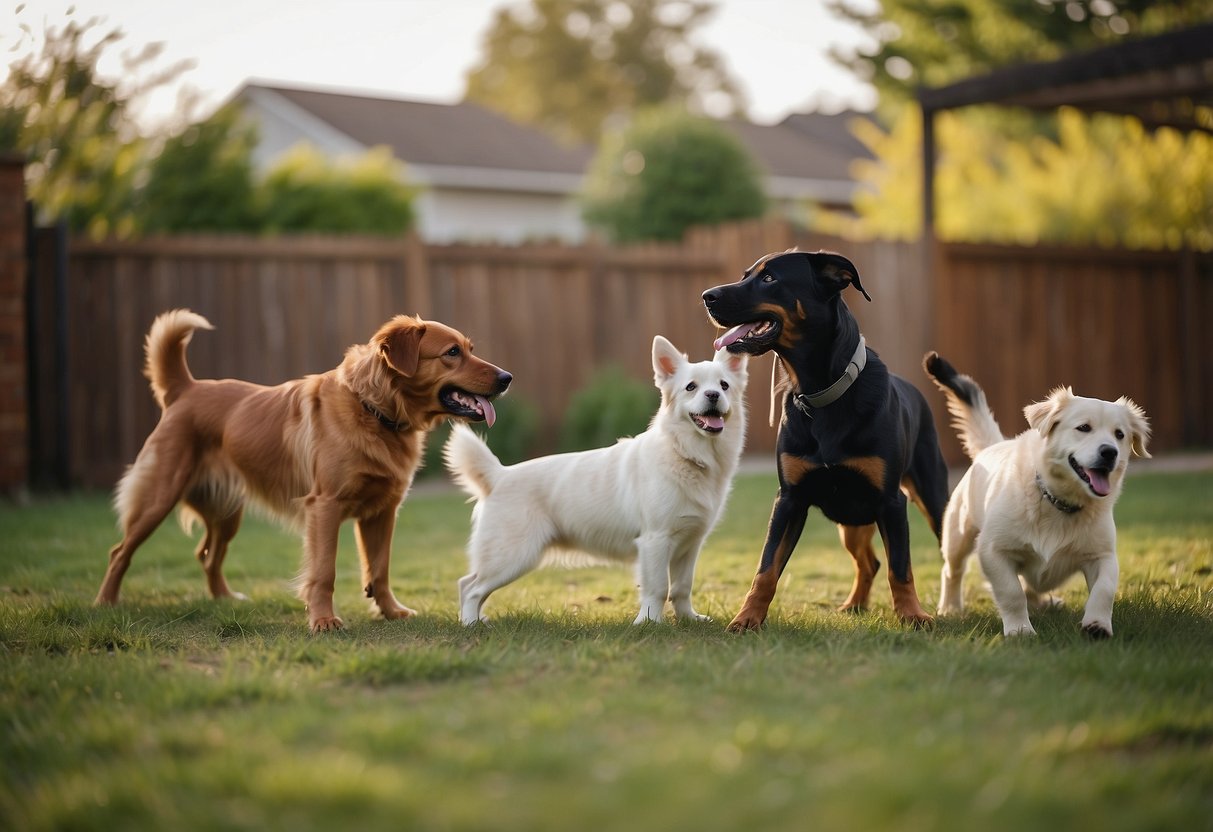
795;335;867;412
1036;473;1082;514
362;400;408;432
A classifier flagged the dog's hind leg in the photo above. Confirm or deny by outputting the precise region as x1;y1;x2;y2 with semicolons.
457;518;550;625
938;508;974;615
96;443;198;605
191;503;247;601
837;524;880;613
356;509;416;621
877;493;934;628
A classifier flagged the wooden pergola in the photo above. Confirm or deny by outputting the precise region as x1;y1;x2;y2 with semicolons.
917;21;1213;243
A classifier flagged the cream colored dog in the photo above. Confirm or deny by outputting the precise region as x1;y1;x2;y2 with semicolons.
925;353;1150;638
445;337;748;625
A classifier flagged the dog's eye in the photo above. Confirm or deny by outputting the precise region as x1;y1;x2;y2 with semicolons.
720;380;729;391
1076;423;1091;433
685;382;697;392
762;274;775;283
445;346;461;358
1115;429;1125;440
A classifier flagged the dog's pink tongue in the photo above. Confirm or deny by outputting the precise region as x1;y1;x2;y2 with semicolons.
701;414;725;431
476;396;496;428
713;322;759;351
1086;467;1111;496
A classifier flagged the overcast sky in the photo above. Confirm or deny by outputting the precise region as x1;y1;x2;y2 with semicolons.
5;0;880;130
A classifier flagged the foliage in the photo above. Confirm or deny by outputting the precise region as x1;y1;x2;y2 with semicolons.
581;107;767;243
463;0;744;143
258;144;416;235
826;106;1213;250
827;0;1213;116
137;104;261;233
558;364;659;452
0;471;1211;830
0;16;187;237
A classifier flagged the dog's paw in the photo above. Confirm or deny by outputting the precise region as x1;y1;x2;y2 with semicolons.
309;615;345;634
726;612;765;633
680;612;713;623
377;602;418;621
1081;620;1113;640
899;610;935;630
1002;623;1037;637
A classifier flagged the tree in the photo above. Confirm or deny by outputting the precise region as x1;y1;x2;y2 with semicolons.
258;144;416;235
581;107;767;243
138;104;260;233
463;0;744;144
0;16;187;236
827;0;1213;116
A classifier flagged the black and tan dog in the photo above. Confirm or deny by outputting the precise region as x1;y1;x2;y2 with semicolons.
702;250;948;630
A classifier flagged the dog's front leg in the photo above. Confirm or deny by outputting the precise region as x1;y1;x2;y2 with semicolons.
727;492;808;632
1079;554;1119;639
669;533;710;622
634;532;674;624
356;509;417;621
301;492;345;633
977;539;1035;636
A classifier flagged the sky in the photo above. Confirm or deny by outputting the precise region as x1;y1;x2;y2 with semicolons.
4;0;880;131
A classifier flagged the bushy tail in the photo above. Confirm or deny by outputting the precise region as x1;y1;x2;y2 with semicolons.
145;309;213;410
444;423;504;500
923;351;1004;460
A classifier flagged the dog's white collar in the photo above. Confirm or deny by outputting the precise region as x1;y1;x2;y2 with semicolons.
792;335;867;413
1036;473;1082;514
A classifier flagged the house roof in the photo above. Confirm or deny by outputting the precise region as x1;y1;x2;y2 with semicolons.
245;83;594;175
238;82;871;204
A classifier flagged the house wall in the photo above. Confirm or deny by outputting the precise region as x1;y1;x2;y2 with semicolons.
414;187;586;244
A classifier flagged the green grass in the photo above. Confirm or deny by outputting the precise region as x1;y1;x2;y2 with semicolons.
1;469;1211;832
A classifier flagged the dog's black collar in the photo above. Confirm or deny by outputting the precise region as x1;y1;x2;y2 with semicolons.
362;400;409;432
1036;473;1082;514
792;335;867;415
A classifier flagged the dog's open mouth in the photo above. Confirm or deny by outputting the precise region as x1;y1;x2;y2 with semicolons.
691;409;726;434
441;387;498;427
712;318;779;354
1069;455;1111;497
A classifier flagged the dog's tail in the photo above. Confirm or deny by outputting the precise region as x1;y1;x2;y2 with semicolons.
444;423;503;500
145;309;213;410
923;351;1004;460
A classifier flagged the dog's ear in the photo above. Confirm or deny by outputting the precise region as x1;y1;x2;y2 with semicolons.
1117;396;1152;458
714;346;747;377
1024;386;1072;437
379;318;426;377
652;335;686;384
806;251;872;302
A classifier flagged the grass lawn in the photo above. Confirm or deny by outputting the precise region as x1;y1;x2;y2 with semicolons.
1;467;1211;832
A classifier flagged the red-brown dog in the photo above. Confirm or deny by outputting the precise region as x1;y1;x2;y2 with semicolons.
95;309;511;632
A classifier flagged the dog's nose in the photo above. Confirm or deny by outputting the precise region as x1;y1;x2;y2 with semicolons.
702;288;719;306
1098;444;1118;464
704;390;720;402
496;370;513;392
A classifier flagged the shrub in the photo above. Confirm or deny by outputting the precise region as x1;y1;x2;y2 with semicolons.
558;365;658;453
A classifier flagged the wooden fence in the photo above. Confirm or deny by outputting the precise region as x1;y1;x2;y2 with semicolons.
26;220;1213;488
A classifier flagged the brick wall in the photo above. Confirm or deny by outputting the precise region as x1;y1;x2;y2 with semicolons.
0;155;27;495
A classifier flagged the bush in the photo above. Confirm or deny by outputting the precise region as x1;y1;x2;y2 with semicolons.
420;393;542;478
558;365;658;453
581;106;768;243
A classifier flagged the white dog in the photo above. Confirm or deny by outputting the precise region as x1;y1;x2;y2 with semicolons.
445;337;748;625
925;352;1150;638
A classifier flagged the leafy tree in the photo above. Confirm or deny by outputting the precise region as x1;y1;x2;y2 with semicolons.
828;0;1213;116
0;16;186;236
464;0;744;143
257;144;416;235
581;107;766;242
138;104;260;233
821;106;1213;250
